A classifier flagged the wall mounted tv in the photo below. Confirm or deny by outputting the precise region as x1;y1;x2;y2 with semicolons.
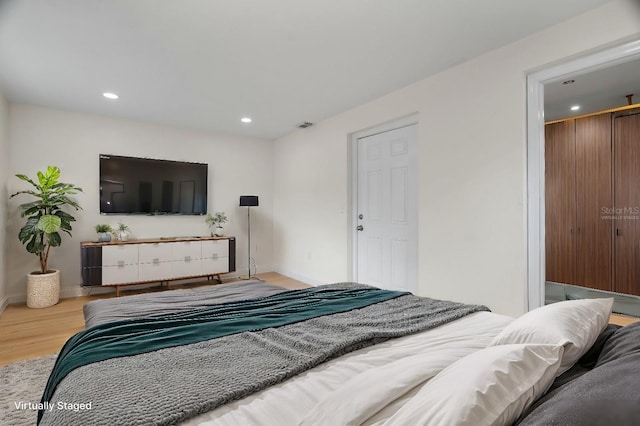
99;154;208;215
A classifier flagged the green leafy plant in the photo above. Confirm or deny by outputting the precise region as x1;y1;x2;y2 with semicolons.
116;223;130;233
10;166;83;274
205;212;228;229
114;222;130;241
95;224;113;233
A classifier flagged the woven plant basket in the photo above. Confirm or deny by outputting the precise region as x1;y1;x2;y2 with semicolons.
26;270;60;308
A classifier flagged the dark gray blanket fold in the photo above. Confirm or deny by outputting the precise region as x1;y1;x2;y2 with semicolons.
83;280;287;328
43;283;488;426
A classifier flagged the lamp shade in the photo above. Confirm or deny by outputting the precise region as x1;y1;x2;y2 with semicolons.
239;195;259;207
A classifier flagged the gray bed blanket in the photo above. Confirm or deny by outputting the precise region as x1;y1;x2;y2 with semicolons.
83;280;287;328
44;284;488;425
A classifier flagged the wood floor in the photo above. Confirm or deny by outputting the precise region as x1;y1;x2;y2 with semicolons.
609;314;638;326
0;272;309;367
0;272;636;367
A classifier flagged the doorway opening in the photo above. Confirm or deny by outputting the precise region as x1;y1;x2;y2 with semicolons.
527;38;640;315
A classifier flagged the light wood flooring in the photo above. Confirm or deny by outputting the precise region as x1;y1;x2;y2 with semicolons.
0;272;309;367
0;272;637;367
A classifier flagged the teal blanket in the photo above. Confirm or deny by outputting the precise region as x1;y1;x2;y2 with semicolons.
39;286;407;423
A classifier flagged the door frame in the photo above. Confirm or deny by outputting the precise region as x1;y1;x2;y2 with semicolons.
349;113;419;283
526;38;640;310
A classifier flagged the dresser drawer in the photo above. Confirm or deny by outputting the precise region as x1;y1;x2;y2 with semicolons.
139;243;173;264
102;245;139;267
202;257;229;274
171;241;202;261
171;258;203;279
138;260;173;282
102;263;139;285
201;240;228;260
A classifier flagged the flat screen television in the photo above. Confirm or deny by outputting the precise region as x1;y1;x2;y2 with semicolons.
99;154;208;215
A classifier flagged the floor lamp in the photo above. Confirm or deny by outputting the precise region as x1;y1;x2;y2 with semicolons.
239;195;259;279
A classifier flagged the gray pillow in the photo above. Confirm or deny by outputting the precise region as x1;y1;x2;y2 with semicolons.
596;321;640;367
517;323;640;426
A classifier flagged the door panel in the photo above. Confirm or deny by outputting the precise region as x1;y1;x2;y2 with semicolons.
390;167;408;224
365;237;382;285
368;170;383;221
614;113;640;296
575;114;613;291
545;120;577;285
357;124;418;292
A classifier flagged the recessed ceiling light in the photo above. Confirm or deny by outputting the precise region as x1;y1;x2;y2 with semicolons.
570;105;580;111
103;92;119;100
241;117;252;123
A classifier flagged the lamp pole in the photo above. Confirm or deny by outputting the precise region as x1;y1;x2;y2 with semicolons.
247;206;251;278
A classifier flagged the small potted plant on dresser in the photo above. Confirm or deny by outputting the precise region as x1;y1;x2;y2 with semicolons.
10;166;82;308
115;222;130;241
95;224;113;242
206;212;228;237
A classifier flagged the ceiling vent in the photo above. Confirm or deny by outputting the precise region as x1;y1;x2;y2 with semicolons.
297;121;314;129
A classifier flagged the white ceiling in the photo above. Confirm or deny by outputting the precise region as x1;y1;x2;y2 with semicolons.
545;58;640;121
0;0;612;140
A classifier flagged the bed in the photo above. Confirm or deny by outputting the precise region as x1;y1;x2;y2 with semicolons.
38;280;640;425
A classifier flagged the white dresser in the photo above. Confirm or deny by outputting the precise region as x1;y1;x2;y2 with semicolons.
81;237;235;296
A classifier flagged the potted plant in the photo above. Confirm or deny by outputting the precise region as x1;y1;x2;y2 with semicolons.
115;222;130;241
205;212;228;237
95;224;113;242
10;166;82;308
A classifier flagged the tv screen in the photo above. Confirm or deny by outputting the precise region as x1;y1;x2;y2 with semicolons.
99;154;208;215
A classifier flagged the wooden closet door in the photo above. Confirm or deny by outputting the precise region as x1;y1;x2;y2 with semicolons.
545;120;576;285
575;114;613;291
614;113;640;296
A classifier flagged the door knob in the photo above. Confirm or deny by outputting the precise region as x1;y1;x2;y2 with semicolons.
356;225;364;231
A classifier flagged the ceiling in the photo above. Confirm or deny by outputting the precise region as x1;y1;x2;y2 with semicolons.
0;0;612;140
545;58;640;121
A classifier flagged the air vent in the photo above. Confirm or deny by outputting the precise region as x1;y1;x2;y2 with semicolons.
297;121;314;129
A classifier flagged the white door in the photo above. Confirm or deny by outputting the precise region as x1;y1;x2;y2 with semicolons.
356;124;418;292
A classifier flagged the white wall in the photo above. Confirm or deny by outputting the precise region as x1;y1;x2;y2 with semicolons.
0;89;9;313
273;0;640;316
6;105;274;302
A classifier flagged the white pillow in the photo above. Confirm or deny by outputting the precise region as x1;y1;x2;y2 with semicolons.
382;344;563;426
490;298;613;375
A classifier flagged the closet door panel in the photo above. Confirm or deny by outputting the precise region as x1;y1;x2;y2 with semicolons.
614;113;640;296
575;114;613;291
545;120;577;285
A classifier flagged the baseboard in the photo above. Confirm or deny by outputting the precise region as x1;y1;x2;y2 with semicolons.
7;292;26;304
0;295;8;315
272;266;323;287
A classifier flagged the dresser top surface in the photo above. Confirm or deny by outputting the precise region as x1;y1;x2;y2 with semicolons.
81;236;233;247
